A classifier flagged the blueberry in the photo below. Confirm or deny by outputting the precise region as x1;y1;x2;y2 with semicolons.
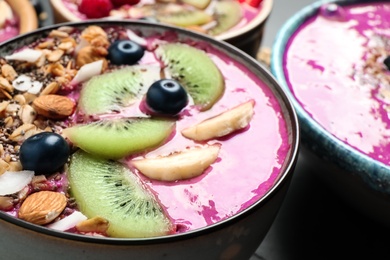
384;56;390;70
107;40;144;65
20;132;70;175
320;4;346;21
146;79;188;115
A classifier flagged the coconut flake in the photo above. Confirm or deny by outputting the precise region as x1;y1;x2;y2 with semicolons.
0;170;34;196
5;49;43;63
13;74;43;93
126;29;147;47
27;81;43;94
71;60;103;84
46;211;88;231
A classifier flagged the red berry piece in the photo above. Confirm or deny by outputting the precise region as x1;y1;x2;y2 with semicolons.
239;0;263;8
79;0;113;19
111;0;140;7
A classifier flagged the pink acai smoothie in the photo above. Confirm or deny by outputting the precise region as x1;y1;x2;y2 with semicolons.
284;2;390;165
0;24;291;237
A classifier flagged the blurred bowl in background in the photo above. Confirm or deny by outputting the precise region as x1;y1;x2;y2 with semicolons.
271;0;390;226
49;0;273;57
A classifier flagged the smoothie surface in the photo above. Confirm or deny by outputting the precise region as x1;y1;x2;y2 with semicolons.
284;2;390;165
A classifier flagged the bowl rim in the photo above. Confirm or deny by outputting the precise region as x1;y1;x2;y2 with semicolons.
49;0;273;40
0;19;299;244
271;0;390;194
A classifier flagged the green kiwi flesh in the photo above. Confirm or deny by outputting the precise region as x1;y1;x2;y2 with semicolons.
181;0;211;9
63;118;175;160
209;1;243;36
68;150;175;238
156;9;212;27
78;66;161;115
156;43;225;111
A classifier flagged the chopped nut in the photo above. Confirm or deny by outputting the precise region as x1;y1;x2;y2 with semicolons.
23;92;37;104
36;40;55;49
0;100;10;114
40;82;60;96
47;49;65;62
1;64;17;81
0;76;13;92
18;104;36;124
4;116;13;127
49;30;69;38
18;191;67;225
8;161;22;172
33;94;75;119
9;123;38;142
14;94;26;105
0;196;14;211
0;159;10;175
76;216;110;233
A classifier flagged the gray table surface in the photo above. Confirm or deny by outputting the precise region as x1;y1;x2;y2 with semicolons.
250;1;390;259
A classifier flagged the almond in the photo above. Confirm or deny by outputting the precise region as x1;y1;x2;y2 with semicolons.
18;191;67;225
33;94;75;119
76;216;110;233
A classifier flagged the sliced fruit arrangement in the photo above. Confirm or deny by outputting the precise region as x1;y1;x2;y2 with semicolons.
182;100;255;141
181;0;211;9
132;144;220;181
209;1;243;36
156;43;225;111
78;65;161;116
63;118;175;160
68;150;175;238
156;8;213;27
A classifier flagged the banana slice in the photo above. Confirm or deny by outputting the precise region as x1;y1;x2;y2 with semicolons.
0;1;13;29
132;144;220;182
182;100;255;141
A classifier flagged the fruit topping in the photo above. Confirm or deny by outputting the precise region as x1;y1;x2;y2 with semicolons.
63;118;175;160
78;65;161;115
107;40;145;66
156;43;224;111
132;144;220;182
78;0;113;18
68;150;175;238
181;0;211;9
319;3;346;21
210;1;243;36
19;132;70;175
146;79;188;115
239;0;263;8
384;56;390;70
182;100;255;141
157;7;213;27
111;0;141;7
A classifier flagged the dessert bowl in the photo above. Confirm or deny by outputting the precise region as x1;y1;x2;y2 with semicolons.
49;0;273;57
0;0;38;42
271;0;390;225
0;19;299;259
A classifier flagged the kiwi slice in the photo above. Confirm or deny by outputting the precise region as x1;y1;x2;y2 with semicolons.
209;1;243;36
63;118;175;160
78;66;161;115
156;43;225;111
156;8;213;27
68;150;175;238
181;0;211;9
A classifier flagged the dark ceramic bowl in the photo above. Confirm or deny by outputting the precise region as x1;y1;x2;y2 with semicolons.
49;0;273;57
271;0;390;226
0;20;298;259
